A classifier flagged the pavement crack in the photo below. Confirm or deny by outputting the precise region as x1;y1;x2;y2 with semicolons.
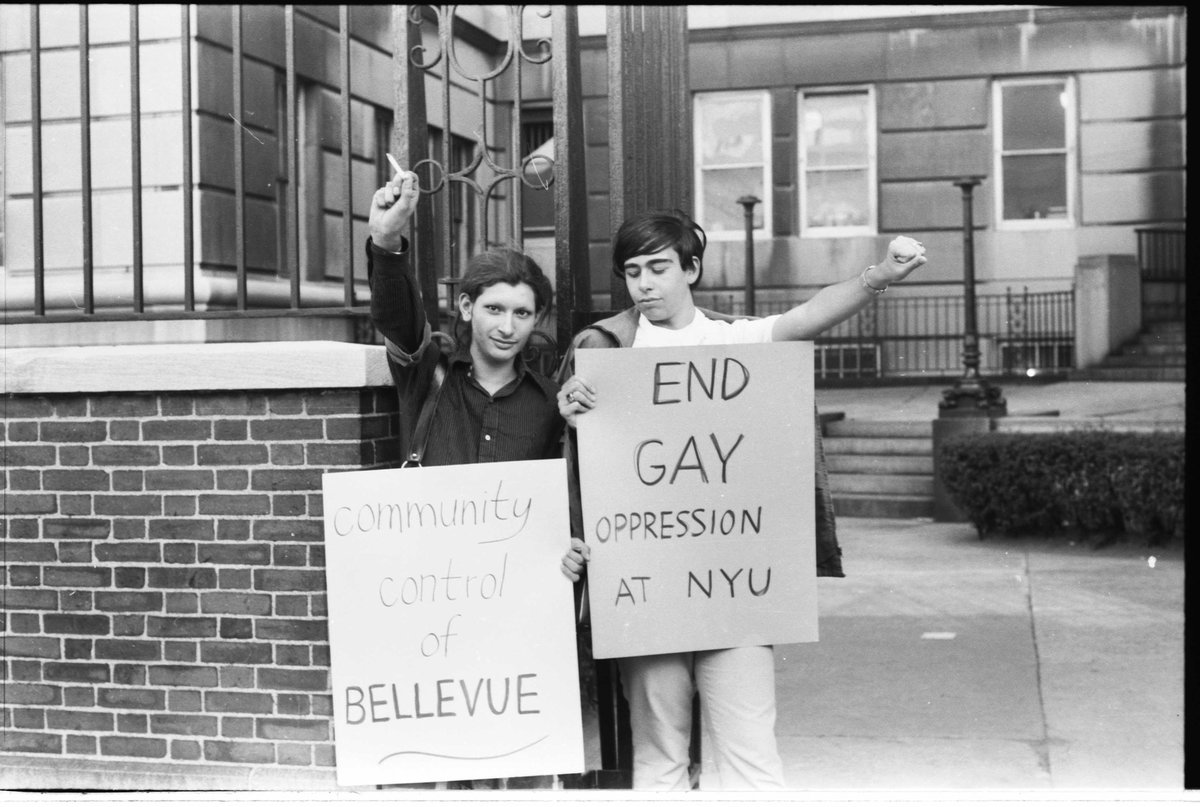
1024;549;1053;778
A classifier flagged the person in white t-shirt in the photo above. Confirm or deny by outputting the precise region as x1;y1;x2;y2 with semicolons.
556;209;926;791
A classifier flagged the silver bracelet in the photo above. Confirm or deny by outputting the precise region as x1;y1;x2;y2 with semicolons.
859;266;888;295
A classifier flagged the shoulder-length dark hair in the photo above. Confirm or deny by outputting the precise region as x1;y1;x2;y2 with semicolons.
451;248;552;347
611;209;707;284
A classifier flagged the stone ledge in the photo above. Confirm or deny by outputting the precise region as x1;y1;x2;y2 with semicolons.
2;341;392;394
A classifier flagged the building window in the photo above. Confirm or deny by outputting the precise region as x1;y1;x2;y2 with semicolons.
694;90;771;238
798;87;876;236
993;77;1076;227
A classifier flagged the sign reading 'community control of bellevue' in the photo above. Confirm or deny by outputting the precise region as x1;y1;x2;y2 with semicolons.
321;460;583;786
576;342;818;659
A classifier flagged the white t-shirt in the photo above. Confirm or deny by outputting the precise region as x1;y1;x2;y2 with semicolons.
632;309;780;348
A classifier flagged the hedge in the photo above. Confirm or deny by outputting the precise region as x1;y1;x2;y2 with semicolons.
937;431;1185;545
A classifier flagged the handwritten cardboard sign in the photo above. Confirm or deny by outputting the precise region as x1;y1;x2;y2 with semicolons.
575;342;818;659
321;459;583;786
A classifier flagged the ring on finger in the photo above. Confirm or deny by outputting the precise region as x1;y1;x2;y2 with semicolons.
566;392;575;403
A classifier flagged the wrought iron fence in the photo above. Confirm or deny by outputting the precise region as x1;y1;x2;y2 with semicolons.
1137;226;1186;323
702;288;1075;380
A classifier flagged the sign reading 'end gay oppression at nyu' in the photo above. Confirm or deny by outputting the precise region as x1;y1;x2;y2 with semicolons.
576;342;818;659
321;460;583;787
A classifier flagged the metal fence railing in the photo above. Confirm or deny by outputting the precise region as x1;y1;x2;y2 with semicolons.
701;288;1076;380
1137;226;1186;323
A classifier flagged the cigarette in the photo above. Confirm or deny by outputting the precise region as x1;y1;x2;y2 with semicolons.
386;153;403;176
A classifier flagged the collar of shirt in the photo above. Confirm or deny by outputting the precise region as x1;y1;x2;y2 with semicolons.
447;345;558;401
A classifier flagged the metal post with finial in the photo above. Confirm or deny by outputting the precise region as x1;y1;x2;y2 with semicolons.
737;195;760;316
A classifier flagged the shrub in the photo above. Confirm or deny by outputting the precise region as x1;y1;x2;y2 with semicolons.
937;430;1184;545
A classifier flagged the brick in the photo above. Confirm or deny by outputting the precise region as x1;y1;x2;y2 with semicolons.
259;668;327;692
257;619;327;643
91;394;159;417
118;713;149;733
216;469;250;490
169;690;203;712
306;390;363;414
312;647;331;669
197;543;271;566
64;686;96;707
254;569;325;592
1;731;62;754
277;743;313;765
94;495;162;516
197;444;269;465
45;567;112;588
13;708;46;728
97;688;166;710
7;470;41;489
44;518;112;540
217;520;250;541
251;469;324;492
62;590;94;611
107;421;140;442
10;613;41;633
147;616;218;638
43;614;110;635
304;443;364;466
113;663;147;686
198;494;271;516
161;396;195;416
205;691;275;714
11;659;42;679
195;394;265;417
252;520;324;542
270;444;306;466
164;496;198;517
43;469;111;491
276;694;311;715
145;519;214;542
314;743;335;767
272;495;308;517
151;713;219;736
274;645;310;667
200;641;272;665
257;718;329;742
2;494;58;515
9;565;41;585
162;445;197;465
165;592;199;613
204;739;275;763
6;519;40;539
67;735;98;755
219;618;253;640
100;736;167;758
47;710;115;732
171;739;203;760
200;592;272;616
269;392;307;415
7;421;39;441
272;545;308;566
94;542;162;563
3;637;62;659
149;665;219;687
59;446;91;465
3;395;57;418
44;662;110;683
220;666;255;689
142;420;213;441
214;420;248;440
251;420;324;441
112;519;147;540
163;543;197;564
92;445;162;466
115;568;148;588
58;542;93;563
64;639;92;659
8;590;60;609
4;685;62;706
274;595;310;617
61;495;93;515
41;421;108;443
164;642;197;662
113;615;146;636
148;568;218;589
94;640;162;661
112;470;145;490
221;716;255;738
95;592;163;612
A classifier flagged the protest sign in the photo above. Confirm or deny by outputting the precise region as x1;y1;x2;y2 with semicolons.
575;342;817;659
321;459;583;786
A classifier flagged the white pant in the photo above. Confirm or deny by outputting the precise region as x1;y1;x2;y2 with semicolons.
618;645;786;790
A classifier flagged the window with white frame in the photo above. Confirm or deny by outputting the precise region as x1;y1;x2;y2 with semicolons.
694;90;771;237
993;77;1076;227
798;87;876;236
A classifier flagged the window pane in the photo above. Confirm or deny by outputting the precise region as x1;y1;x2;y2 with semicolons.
1002;83;1066;151
1002;154;1067;219
701;167;764;231
806;169;870;228
803;93;869;167
698;96;764;167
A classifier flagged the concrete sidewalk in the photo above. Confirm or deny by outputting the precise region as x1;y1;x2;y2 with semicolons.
774;516;1185;795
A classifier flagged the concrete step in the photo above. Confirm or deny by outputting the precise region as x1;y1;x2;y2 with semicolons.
824;419;933;438
829;472;933;496
1101;353;1186;367
827;453;934;475
1121;339;1186;355
823;436;932;456
1068;366;1186;382
833;493;934;519
995;417;1186;434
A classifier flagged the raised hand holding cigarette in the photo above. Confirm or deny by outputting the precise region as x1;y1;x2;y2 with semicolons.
369;154;420;252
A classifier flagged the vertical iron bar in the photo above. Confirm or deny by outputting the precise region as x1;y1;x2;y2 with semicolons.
31;6;45;315
232;7;247;308
737;196;759;316
285;5;300;307
79;5;94;314
181;4;194;310
509;9;523;242
438;11;454;277
130;6;144;312
340;5;354;304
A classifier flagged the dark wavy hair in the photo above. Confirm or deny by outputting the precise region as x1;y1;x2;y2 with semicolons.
611;209;707;285
452;248;552;346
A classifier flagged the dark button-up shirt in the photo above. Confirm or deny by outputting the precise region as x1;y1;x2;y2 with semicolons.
366;238;564;466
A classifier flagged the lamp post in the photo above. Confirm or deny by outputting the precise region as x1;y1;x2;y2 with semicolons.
737;195;759;316
939;177;1006;417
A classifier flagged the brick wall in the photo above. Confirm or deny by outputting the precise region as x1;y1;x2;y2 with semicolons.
2;352;401;788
